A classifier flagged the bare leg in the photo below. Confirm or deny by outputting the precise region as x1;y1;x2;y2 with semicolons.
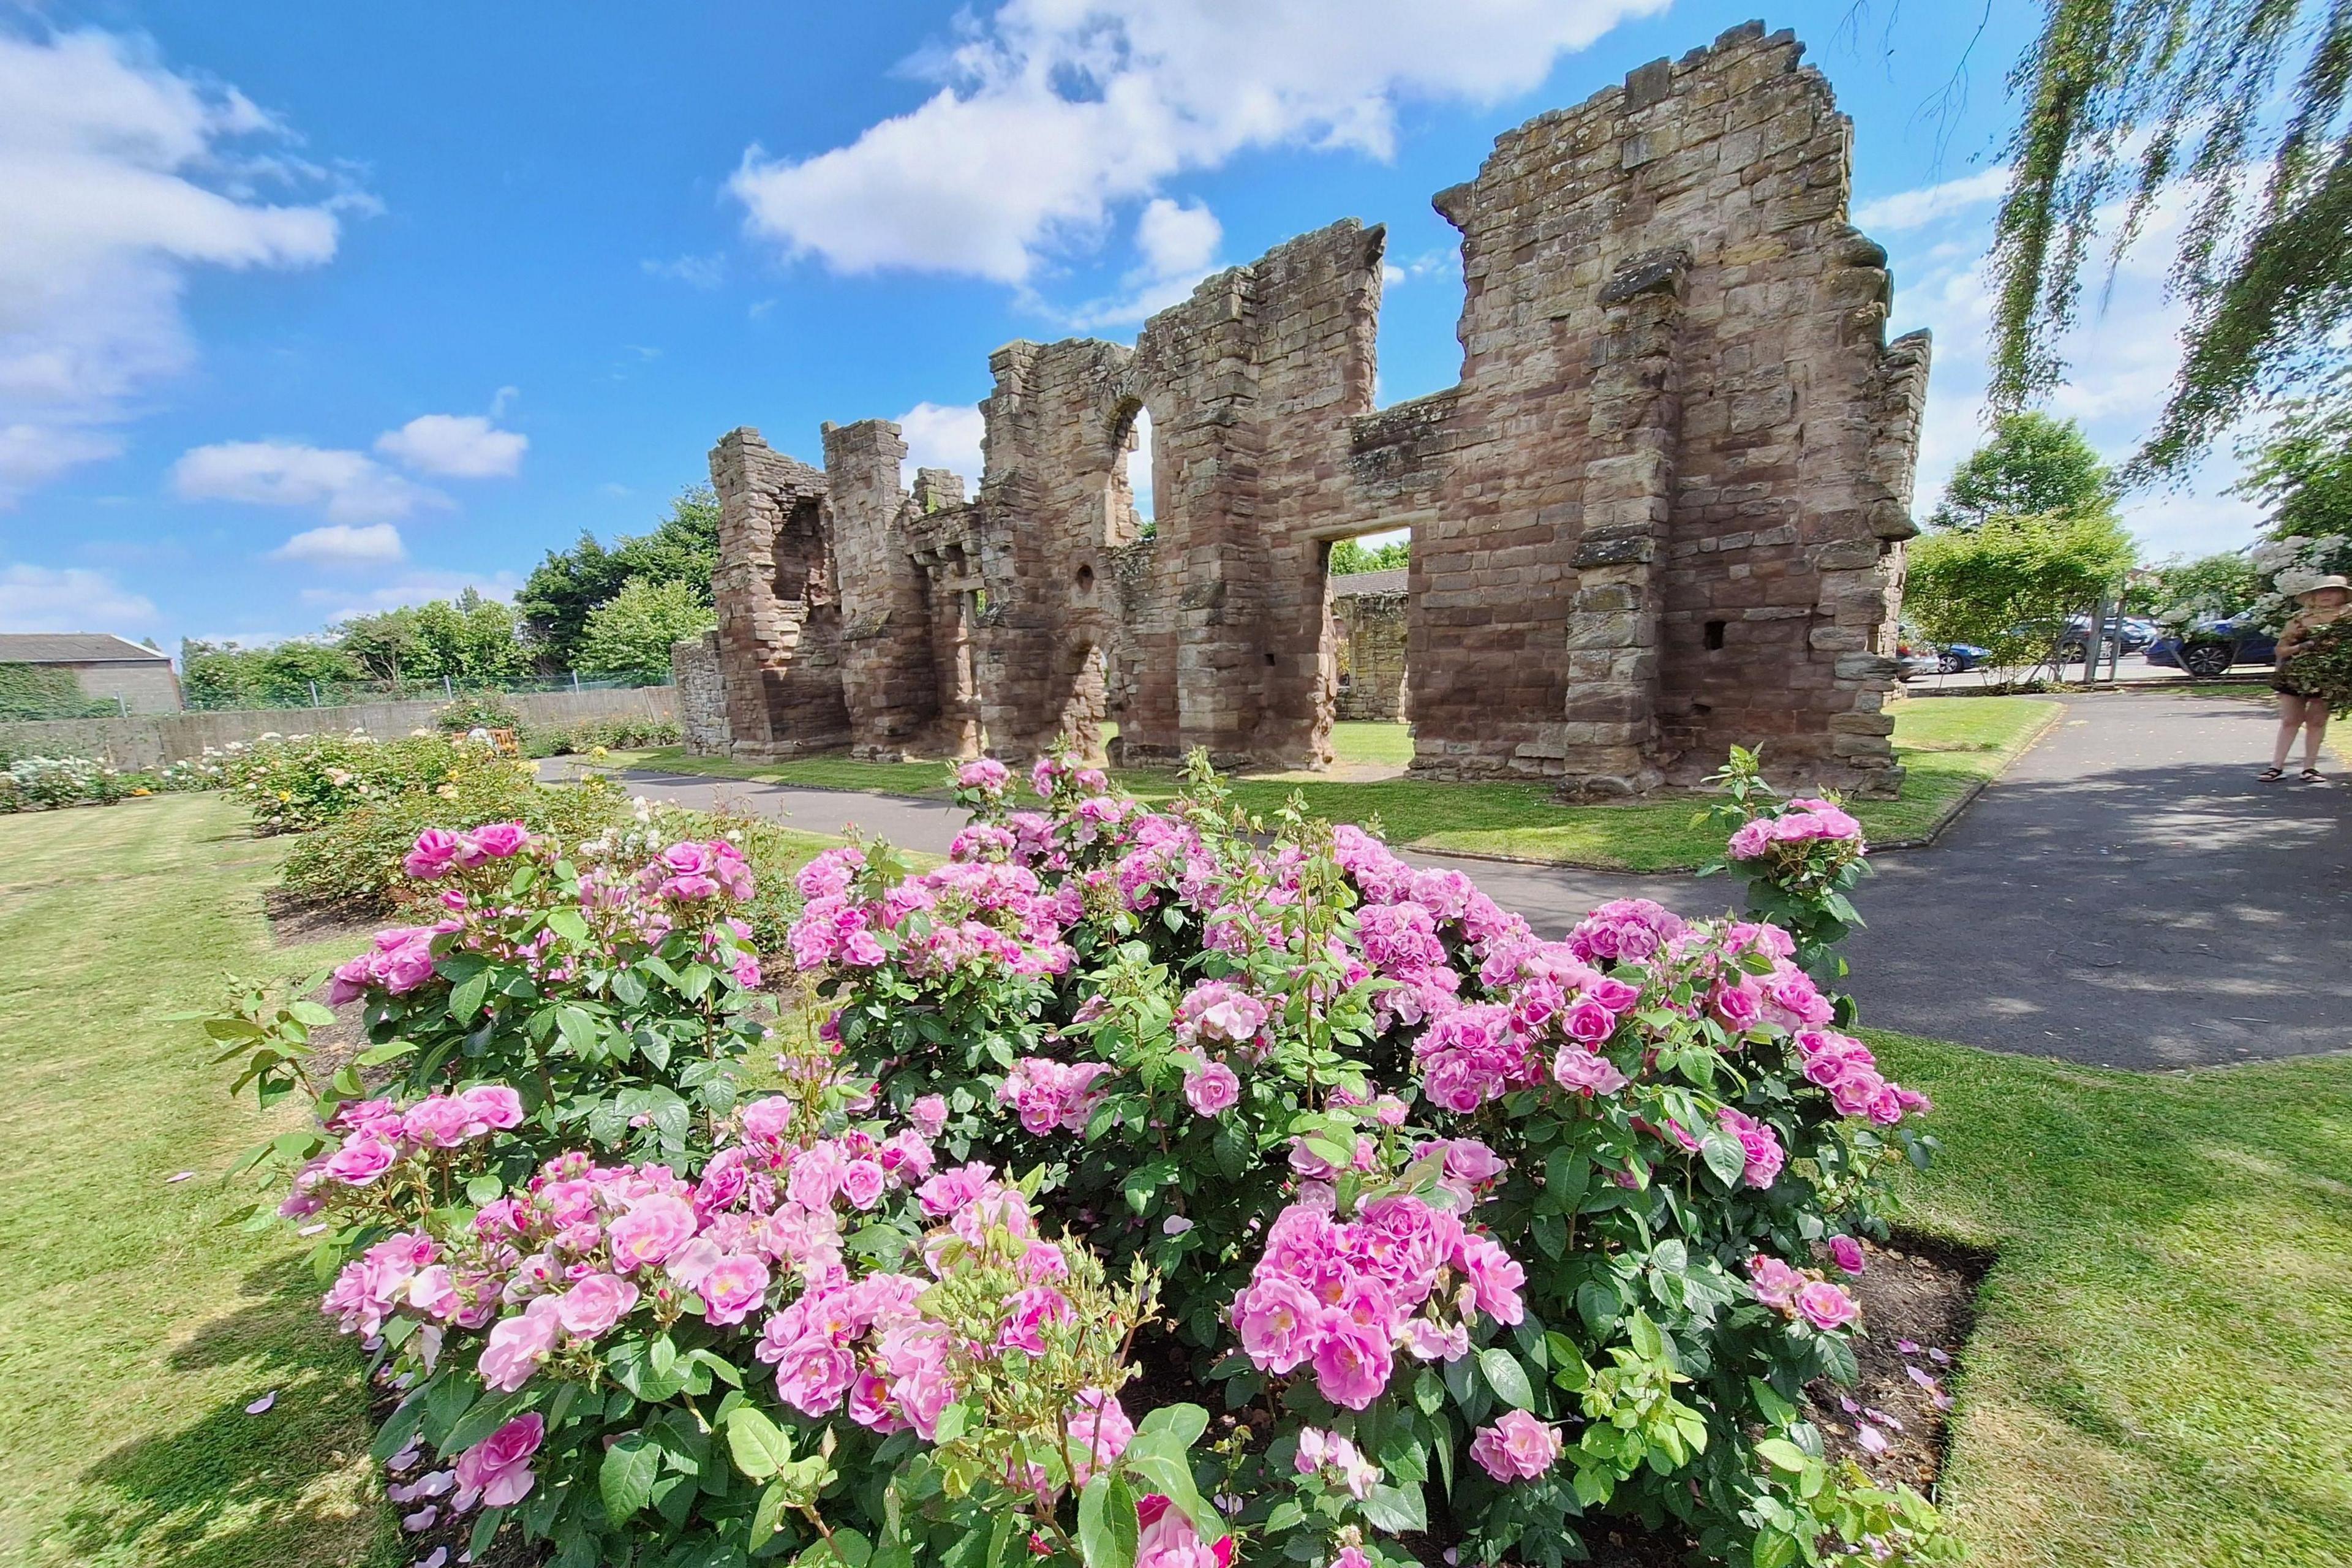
2302;700;2332;771
2273;695;2309;770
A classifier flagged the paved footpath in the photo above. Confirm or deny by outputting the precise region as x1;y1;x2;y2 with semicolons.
580;691;2348;1070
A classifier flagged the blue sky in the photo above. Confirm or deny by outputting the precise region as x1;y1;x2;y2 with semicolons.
0;2;2263;654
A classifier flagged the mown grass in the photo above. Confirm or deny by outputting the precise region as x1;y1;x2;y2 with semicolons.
1871;1033;2352;1568
614;699;2060;872
0;794;399;1568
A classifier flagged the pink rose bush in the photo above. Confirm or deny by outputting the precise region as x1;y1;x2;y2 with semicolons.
218;746;1955;1568
779;747;1955;1567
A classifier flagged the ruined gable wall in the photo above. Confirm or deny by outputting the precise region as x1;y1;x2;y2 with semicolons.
823;420;942;758
1635;26;1924;782
1121;221;1384;767
706;429;850;757
970;339;1141;760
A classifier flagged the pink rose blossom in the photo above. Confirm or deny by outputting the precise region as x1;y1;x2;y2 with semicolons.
554;1273;638;1339
1796;1280;1860;1331
1828;1235;1866;1275
453;1412;542;1509
1470;1409;1562;1482
1183;1058;1241;1116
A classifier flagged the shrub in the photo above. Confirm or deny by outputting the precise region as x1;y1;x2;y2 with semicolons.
1;755;130;812
279;766;631;910
216;756;1958;1568
207;730;517;835
521;715;684;757
435;695;524;733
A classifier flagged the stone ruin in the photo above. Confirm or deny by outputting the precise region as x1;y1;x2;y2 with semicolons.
676;21;1929;796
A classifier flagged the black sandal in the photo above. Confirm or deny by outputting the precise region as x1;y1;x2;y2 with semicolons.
2258;767;2285;781
2301;767;2325;783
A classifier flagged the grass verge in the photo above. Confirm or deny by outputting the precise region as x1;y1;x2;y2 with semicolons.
604;700;2058;873
1872;1032;2352;1568
0;794;399;1568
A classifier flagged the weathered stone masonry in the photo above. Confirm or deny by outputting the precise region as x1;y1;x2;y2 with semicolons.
683;22;1928;794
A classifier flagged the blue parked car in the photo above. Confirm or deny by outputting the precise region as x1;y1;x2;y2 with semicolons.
1932;643;1992;674
2146;616;2277;678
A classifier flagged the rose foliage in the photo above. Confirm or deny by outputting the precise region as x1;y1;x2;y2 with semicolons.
210;752;1959;1568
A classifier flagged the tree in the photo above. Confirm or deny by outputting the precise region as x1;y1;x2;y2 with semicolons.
1903;510;2139;672
336;591;527;686
181;639;361;709
520;486;721;669
1928;413;2111;530
575;576;717;680
2233;377;2352;539
1986;1;2352;478
2127;551;2262;618
1329;536;1409;575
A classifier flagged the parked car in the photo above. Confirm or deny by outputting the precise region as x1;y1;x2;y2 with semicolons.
2145;616;2277;677
2056;614;2155;657
1932;642;1992;673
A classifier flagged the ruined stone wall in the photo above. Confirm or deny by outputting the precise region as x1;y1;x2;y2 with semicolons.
1332;581;1409;723
698;20;1923;795
707;430;850;759
970;339;1142;761
673;631;728;755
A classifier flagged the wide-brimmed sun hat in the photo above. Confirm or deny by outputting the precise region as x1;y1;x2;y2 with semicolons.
2294;574;2351;599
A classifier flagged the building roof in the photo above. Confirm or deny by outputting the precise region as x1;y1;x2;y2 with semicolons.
0;633;170;665
1330;567;1408;597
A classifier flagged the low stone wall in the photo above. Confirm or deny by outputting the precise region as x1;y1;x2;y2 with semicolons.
0;686;678;772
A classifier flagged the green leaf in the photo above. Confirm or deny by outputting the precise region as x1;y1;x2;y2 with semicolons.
1755;1438;1809;1473
726;1406;794;1479
1700;1128;1749;1188
464;1174;503;1206
548;908;590;944
601;1433;661;1519
1753;1529;1800;1568
1479;1348;1535;1411
1133;1403;1207;1449
752;1477;793;1542
1359;1483;1427;1534
449;970;491;1021
1077;1473;1139;1568
1121;1159;1179;1213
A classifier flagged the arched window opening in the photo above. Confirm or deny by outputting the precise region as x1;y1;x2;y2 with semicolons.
1107;401;1154;545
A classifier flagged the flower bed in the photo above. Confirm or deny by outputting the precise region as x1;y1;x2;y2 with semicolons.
2;753;136;811
210;750;1958;1568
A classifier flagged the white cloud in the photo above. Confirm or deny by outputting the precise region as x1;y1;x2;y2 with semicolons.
269;521;405;566
0;561;157;632
642;253;727;289
1134;196;1219;279
489;385;519;418
896;401;987;489
1852;167;2009;232
170;439;447;523
728;0;1664;288
0;29;355;505
1881;174;2269;560
374;413;527;478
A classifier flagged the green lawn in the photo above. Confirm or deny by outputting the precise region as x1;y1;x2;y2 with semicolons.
0;794;398;1568
609;698;2061;872
1871;1033;2352;1568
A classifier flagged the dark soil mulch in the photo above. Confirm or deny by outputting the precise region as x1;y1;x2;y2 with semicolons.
265;886;382;951
1801;1233;1986;1495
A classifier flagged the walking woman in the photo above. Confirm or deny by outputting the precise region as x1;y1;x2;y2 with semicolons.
2261;574;2351;782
